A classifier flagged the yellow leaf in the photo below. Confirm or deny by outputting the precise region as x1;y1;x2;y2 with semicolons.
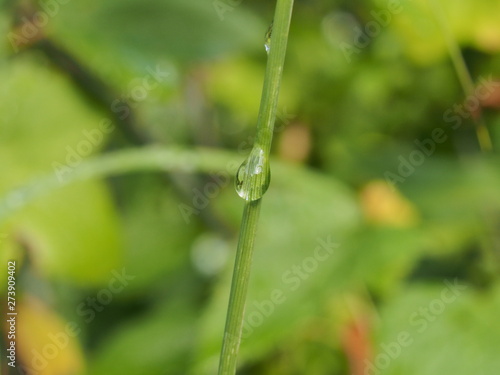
360;180;419;227
15;296;85;375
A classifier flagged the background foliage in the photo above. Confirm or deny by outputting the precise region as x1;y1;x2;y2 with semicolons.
1;0;500;374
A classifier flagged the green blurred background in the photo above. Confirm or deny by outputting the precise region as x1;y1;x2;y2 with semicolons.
1;0;500;374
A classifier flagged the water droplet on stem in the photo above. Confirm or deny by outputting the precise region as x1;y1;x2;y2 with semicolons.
265;21;273;54
235;146;270;201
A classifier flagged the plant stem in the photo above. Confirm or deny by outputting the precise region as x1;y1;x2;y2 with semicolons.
218;0;294;374
217;199;262;374
429;0;493;151
255;1;294;156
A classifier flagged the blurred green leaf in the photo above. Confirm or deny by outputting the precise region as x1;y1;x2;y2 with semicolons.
48;0;264;83
389;0;500;63
0;59;121;285
375;282;500;374
118;174;198;295
89;295;197;375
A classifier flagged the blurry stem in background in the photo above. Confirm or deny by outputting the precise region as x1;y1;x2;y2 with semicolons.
0;146;317;222
8;1;146;145
217;0;294;374
430;1;499;274
429;0;493;152
30;39;146;145
0;147;234;221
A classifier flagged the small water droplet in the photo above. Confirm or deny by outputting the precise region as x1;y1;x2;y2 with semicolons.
235;146;270;201
265;21;273;54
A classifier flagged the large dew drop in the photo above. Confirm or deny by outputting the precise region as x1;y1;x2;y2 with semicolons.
235;147;271;201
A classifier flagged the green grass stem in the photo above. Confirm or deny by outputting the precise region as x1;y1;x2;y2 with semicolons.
217;0;295;373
